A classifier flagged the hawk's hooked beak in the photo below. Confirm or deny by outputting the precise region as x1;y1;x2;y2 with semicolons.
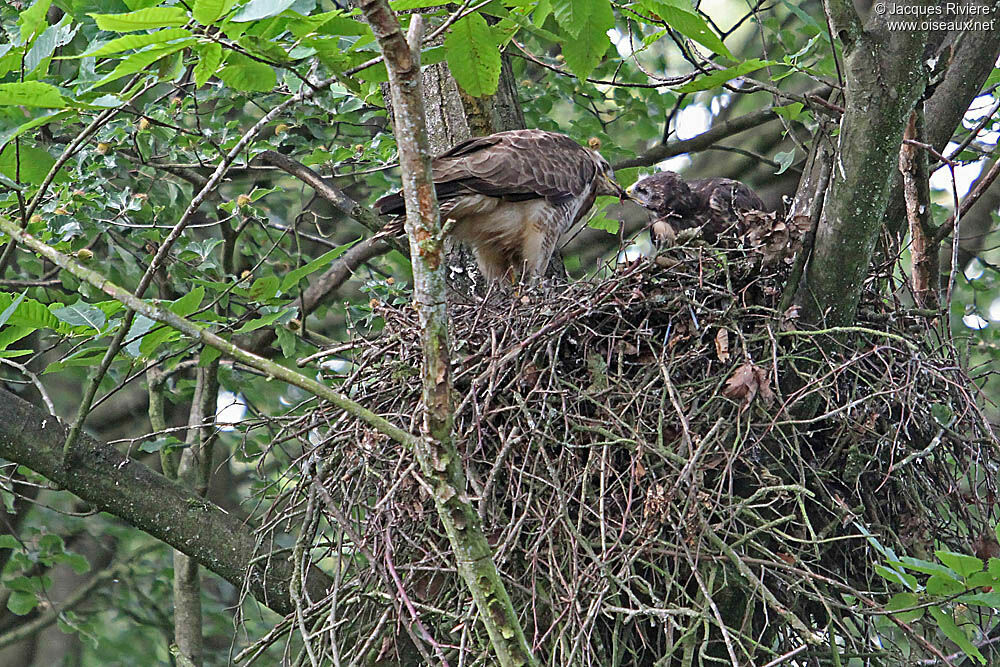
607;174;629;202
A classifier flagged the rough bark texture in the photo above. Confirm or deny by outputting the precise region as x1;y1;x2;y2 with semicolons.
899;111;939;308
794;5;930;325
883;0;1000;236
356;2;535;665
0;388;333;617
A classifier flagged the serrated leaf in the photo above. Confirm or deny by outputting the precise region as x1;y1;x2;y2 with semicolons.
193;42;223;87
52;302;107;331
929;606;985;664
80;28;192;58
90;7;189;32
638;0;732;59
445;13;502;98
230;0;296;22
217;53;276;92
552;0;613;38
0;82;68;109
561;28;609;81
886;592;924;623
193;0;238;24
280;241;357;292
673;59;769;93
26;20;79;75
19;0;54;42
936;550;984;578
89;42;195;89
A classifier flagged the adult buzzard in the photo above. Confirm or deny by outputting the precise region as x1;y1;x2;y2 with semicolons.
627;171;766;242
376;129;625;282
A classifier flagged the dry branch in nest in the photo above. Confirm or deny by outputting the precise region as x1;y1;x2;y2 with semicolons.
246;216;999;665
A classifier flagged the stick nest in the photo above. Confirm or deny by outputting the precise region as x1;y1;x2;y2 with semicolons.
257;227;999;666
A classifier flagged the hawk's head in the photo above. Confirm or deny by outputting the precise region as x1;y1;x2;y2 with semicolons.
592;153;626;199
627;171;699;217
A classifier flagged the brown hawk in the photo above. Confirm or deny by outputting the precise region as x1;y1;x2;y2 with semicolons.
376;129;625;282
627;171;766;242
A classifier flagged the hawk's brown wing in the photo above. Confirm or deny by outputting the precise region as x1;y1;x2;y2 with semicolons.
688;177;766;218
375;129;599;215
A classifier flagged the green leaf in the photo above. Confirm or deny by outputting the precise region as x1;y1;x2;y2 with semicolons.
638;0;733;60
250;275;279;301
276;325;296;357
193;42;223;87
236;307;295;333
895;556;963;579
0;292;26;329
169;286;204;317
90;7;190;32
774;150;795;175
3;296;60;329
926;574;965;596
280;241;357;292
874;563;918;591
0;110;73;148
445;13;502;98
19;0;54;42
139;435;184;453
673;59;769;93
230;0;296;22
0;144;62;186
89;41;195;89
51;302;107;332
199;345;222;367
886;592;924;623
552;0;613;38
0;82;68;109
80;28;192;58
561;29;609;81
929;606;985;664
958;591;1000;608
193;0;239;24
7;590;37;616
217;53;276;92
936;550;985;578
125;314;156;357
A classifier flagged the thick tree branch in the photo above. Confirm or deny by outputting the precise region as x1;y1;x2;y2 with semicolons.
255;150;387;236
795;13;931;325
356;2;536;665
0;389;332;617
899;110;939;309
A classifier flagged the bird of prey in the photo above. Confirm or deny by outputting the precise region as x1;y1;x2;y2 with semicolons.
376;129;626;282
627;171;766;243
